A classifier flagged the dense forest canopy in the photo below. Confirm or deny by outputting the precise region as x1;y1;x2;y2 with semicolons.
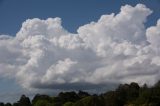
0;81;160;106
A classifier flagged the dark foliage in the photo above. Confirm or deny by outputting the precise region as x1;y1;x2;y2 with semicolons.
4;103;11;106
18;95;32;106
1;81;160;106
32;94;51;104
0;103;4;106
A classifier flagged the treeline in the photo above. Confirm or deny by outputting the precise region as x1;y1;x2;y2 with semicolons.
0;81;160;106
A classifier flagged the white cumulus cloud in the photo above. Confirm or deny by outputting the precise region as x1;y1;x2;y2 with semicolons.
0;4;160;91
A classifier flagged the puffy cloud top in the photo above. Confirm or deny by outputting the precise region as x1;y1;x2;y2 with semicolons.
0;4;160;91
147;19;160;47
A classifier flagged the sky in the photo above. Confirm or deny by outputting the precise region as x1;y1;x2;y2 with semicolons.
0;0;160;103
0;0;160;35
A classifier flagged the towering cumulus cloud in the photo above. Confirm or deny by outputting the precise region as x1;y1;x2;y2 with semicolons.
0;4;160;90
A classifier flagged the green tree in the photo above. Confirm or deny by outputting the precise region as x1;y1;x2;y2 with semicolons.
12;103;19;106
74;96;105;106
32;94;52;106
58;91;79;104
34;100;52;106
4;103;12;106
18;95;31;106
78;91;90;99
102;91;122;106
0;103;4;106
63;102;74;106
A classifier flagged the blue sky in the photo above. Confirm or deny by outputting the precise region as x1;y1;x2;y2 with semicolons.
0;0;160;103
0;0;160;35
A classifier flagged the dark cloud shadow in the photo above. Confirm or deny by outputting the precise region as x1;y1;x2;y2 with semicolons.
31;82;119;93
